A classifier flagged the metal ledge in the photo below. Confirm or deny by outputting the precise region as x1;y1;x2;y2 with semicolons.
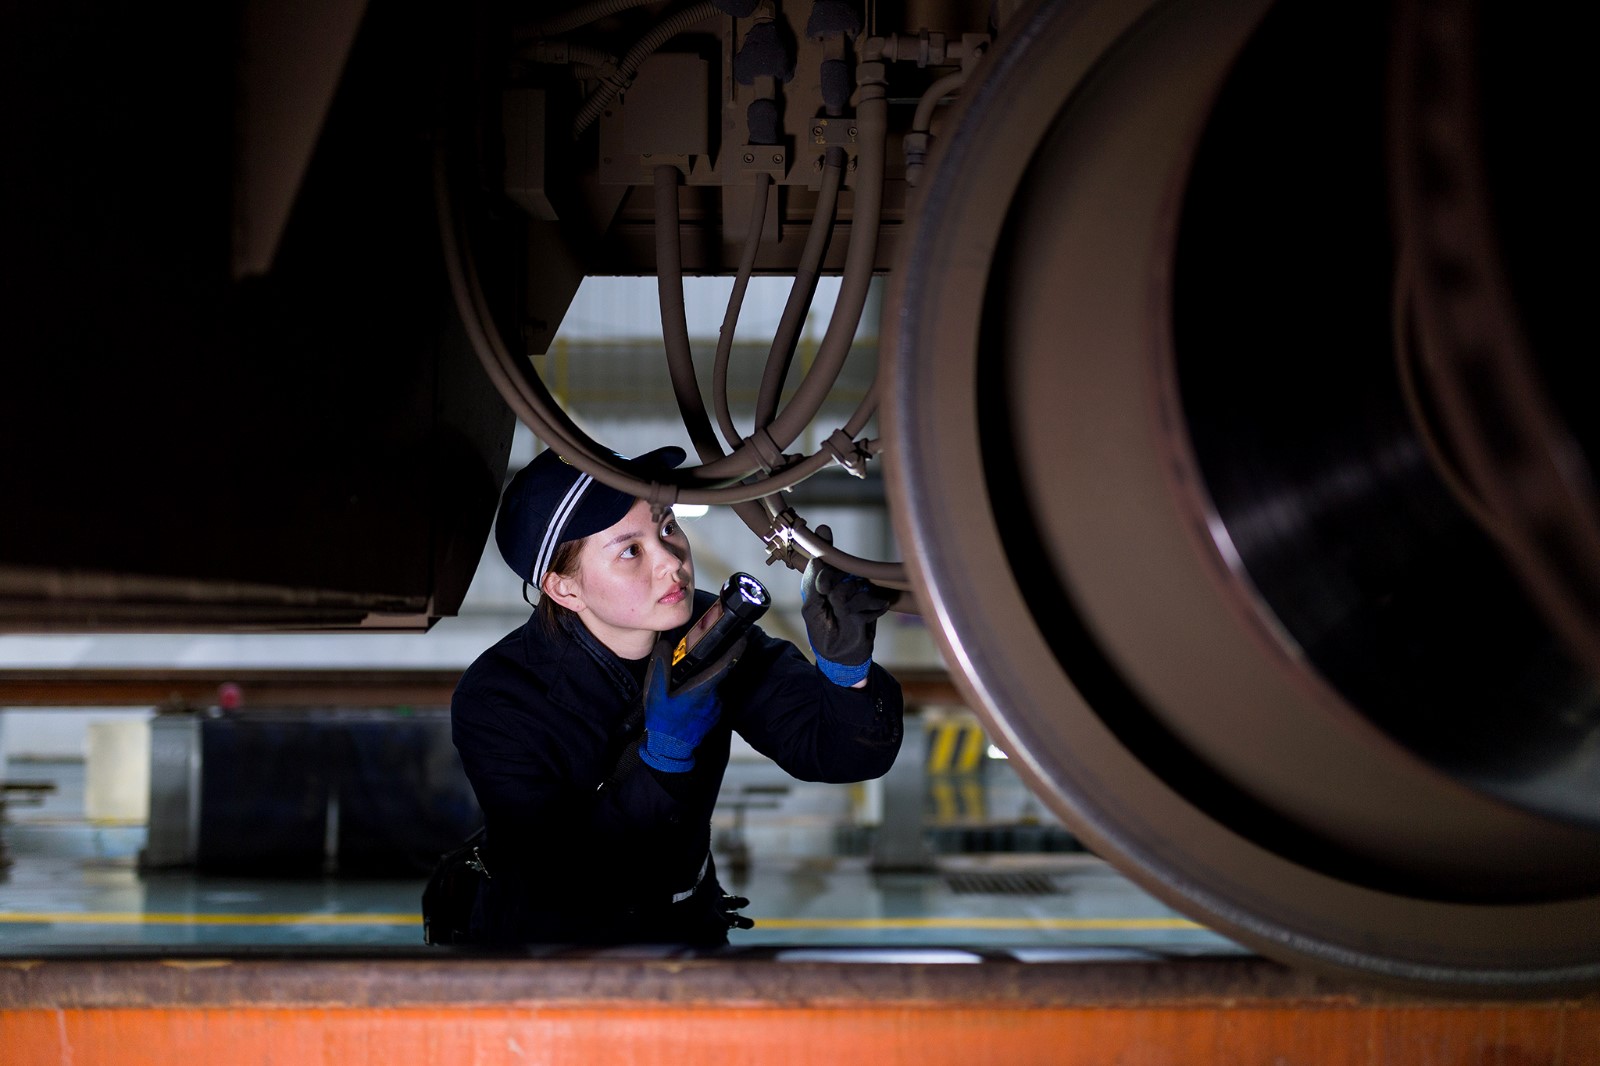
4;952;1597;1009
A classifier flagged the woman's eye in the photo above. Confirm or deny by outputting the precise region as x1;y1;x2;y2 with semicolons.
662;520;678;537
619;544;638;560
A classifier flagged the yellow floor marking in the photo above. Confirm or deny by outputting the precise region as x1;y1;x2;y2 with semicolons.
0;913;1202;930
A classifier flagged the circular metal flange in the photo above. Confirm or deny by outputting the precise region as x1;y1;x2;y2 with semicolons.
883;0;1600;991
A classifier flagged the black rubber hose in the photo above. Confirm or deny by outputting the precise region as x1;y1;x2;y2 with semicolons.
713;175;772;451
754;148;845;434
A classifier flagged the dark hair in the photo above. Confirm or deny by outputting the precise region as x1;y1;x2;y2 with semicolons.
535;536;585;636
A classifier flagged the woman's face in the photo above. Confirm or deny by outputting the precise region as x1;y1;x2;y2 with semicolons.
544;498;695;658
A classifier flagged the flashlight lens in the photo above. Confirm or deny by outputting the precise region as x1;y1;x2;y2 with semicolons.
736;573;769;606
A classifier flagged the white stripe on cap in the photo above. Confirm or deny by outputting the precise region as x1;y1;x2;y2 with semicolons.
533;472;594;590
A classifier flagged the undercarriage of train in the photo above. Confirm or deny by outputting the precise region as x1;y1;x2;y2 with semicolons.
2;0;1595;992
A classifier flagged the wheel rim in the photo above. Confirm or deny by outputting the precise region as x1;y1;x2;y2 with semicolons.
884;0;1600;991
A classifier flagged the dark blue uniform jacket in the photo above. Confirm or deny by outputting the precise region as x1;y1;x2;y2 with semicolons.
451;589;903;945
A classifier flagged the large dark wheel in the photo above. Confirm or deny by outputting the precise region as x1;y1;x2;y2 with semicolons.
885;0;1600;992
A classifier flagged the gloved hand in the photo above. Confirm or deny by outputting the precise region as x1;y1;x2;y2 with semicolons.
639;632;746;773
719;894;755;931
800;525;895;687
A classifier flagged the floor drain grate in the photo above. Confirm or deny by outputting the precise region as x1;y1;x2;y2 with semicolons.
942;871;1062;895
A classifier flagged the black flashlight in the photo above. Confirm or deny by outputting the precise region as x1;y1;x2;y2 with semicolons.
670;573;771;691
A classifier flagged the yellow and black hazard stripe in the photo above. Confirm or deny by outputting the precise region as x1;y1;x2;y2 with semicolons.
928;777;988;824
926;717;987;774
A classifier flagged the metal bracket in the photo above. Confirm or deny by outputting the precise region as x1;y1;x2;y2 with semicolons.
806;118;860;184
809;117;860;148
823;429;871;478
762;508;804;567
645;481;681;524
737;145;787;181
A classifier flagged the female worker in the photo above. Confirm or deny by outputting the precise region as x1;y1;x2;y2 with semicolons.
450;446;904;946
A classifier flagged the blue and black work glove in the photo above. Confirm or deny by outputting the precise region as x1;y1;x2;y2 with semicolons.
800;525;895;687
639;633;747;773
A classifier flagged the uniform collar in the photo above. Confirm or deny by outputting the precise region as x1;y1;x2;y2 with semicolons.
561;612;643;701
520;591;712;706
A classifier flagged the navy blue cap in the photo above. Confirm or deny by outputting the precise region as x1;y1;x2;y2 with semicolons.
495;446;687;588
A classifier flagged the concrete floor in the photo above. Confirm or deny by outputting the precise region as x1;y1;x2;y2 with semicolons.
0;757;1247;958
15;759;1593;1065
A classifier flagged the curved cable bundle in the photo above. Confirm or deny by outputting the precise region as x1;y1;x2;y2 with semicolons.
439;41;908;588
